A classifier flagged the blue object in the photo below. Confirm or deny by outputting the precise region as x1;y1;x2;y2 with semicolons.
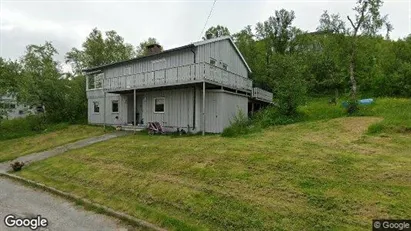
342;98;374;108
358;98;374;105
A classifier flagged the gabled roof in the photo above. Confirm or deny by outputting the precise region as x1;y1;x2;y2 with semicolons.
83;36;252;73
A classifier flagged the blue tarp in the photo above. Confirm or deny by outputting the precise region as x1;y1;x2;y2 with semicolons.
342;98;374;108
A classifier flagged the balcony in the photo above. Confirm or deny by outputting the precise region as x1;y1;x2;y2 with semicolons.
252;87;273;103
94;62;252;93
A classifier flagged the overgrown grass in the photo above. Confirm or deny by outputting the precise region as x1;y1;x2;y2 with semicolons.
0;125;108;162
223;97;410;137
17;116;411;230
0;115;69;140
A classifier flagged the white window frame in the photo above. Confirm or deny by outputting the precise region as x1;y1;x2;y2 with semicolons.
88;73;104;90
93;101;100;114
112;100;119;113
153;97;165;114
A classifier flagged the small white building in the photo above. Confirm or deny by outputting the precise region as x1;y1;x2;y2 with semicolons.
0;95;36;120
83;36;273;134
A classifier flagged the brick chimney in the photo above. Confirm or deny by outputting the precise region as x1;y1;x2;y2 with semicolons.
146;44;162;55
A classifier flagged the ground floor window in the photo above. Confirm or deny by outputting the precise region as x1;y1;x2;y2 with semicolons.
93;101;100;113
154;97;165;113
112;100;119;113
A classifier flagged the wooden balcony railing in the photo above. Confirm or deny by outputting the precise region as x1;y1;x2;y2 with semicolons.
252;87;273;103
99;62;252;93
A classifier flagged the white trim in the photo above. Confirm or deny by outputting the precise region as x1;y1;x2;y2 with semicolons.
153;97;165;114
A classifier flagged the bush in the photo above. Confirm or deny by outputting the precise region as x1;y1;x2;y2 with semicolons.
10;161;25;171
222;110;253;137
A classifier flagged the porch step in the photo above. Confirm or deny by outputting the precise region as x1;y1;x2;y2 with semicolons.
113;125;146;132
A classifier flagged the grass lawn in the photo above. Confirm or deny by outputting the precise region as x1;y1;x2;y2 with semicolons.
16;102;411;230
0;125;108;162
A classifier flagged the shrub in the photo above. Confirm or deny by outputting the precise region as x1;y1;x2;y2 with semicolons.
10;161;25;171
222;110;253;137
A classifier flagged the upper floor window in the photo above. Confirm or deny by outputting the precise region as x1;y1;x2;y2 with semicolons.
210;58;216;66
222;63;228;70
88;73;103;90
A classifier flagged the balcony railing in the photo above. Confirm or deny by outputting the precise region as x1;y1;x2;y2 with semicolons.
252;87;273;103
100;62;252;93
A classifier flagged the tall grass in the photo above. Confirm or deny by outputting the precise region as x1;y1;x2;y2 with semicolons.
0;115;69;140
222;97;411;137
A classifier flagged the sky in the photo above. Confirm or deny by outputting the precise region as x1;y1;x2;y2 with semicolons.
1;0;410;71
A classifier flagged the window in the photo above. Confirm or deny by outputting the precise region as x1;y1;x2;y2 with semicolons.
154;97;165;113
210;58;216;66
222;63;228;70
112;100;119;113
88;73;103;90
93;101;100;113
10;104;16;109
19;110;24;115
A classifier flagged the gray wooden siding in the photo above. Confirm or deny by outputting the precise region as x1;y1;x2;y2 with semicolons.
103;49;194;79
204;90;248;133
142;88;195;131
87;90;127;125
196;39;248;78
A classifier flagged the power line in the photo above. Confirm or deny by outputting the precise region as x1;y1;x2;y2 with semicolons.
199;0;217;39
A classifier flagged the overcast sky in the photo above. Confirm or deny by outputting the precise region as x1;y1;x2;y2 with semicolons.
1;0;410;68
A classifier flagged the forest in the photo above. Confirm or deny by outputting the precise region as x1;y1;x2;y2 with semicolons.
1;0;410;124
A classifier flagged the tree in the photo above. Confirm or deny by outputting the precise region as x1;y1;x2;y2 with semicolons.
136;37;162;57
19;42;65;118
346;0;392;101
203;25;230;40
269;54;307;116
317;11;348;34
66;28;136;74
255;9;298;55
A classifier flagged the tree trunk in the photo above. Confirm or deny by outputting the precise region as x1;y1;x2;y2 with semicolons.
349;45;357;101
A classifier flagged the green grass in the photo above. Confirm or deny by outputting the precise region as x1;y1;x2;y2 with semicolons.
0;125;108;162
15;98;411;230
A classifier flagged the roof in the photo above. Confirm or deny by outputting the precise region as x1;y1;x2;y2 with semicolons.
83;36;252;73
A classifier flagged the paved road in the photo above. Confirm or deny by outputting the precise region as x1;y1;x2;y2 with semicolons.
0;178;132;231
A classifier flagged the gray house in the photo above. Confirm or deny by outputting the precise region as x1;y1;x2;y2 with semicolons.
83;36;272;134
0;95;37;120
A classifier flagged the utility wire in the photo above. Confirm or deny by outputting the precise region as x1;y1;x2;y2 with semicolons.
199;0;217;39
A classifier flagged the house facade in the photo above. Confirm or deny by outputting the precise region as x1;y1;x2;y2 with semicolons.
0;95;37;120
84;36;272;134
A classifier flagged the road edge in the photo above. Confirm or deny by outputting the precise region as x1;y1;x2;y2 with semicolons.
0;172;167;231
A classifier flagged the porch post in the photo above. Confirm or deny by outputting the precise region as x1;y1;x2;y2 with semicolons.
103;91;106;130
251;102;254;116
133;89;136;133
202;81;205;136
